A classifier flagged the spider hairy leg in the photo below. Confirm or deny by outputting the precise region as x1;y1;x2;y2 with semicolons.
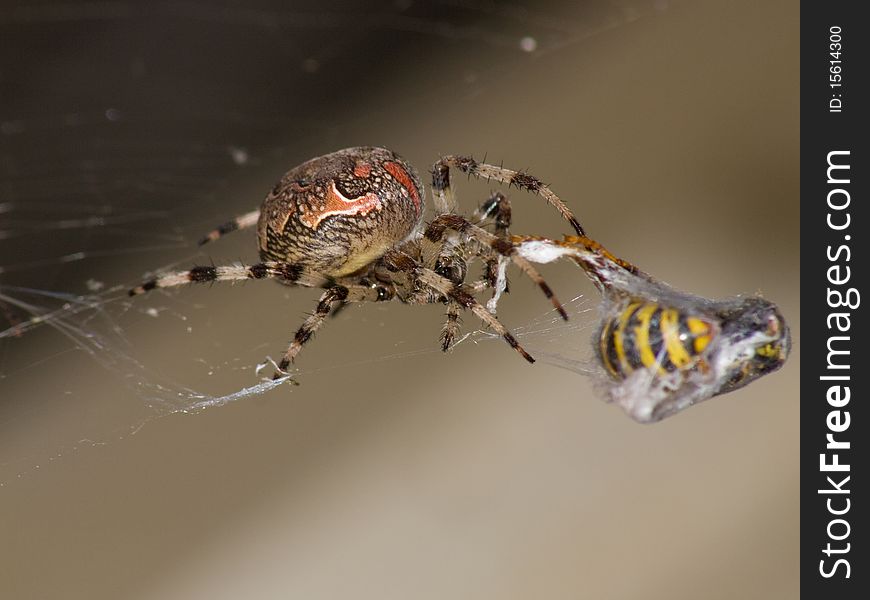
273;283;395;378
128;262;329;296
513;234;642;274
474;192;512;294
414;267;534;363
475;191;513;230
430;162;456;214
440;301;462;352
509;234;647;292
423;214;569;321
473;192;512;313
432;155;585;236
197;209;260;246
428;248;466;352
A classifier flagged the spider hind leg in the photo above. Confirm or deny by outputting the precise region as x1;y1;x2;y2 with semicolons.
197;208;260;246
128;261;328;296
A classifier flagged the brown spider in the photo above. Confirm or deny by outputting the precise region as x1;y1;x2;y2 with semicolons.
129;146;585;379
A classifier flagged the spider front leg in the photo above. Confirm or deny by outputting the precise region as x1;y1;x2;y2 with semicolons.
439;277;492;353
413;266;534;363
429;251;466;353
435;192;511;352
510;234;647;292
422;214;569;320
432;155;585;236
474;191;512;305
379;250;533;362
273;283;395;379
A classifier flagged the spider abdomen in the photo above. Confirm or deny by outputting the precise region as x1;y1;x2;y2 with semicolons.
257;147;423;277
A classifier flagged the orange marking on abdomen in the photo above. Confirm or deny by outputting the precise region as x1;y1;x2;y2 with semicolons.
353;161;372;178
383;161;421;214
299;181;382;229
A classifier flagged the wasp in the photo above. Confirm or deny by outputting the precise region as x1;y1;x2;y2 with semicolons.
512;235;791;423
596;294;788;392
598;300;716;379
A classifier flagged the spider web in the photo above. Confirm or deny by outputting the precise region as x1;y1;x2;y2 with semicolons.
1;0;667;484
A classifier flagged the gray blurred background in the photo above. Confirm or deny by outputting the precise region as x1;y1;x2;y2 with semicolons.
1;1;798;598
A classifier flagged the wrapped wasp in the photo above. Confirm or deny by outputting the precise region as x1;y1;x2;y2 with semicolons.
513;235;790;423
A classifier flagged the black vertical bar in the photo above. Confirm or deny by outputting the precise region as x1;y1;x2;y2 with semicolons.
802;2;867;597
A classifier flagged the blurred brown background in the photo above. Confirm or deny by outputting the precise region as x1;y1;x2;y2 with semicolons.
1;0;798;598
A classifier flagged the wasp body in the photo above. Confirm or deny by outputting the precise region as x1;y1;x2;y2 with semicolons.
598;300;716;379
512;235;790;422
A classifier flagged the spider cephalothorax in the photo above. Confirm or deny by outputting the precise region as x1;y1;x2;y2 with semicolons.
258;147;423;277
130;146;585;378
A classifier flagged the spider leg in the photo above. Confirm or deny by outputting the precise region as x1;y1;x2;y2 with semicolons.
378;250;532;361
412;266;534;364
511;234;644;274
128;261;329;296
327;299;350;320
474;191;512;235
437;282;490;350
432;155;585;235
423;214;569;320
440;300;462;352
473;191;512;304
423;252;467;352
509;234;648;292
465;279;491;293
197;209;260;246
327;276;377;320
440;262;515;349
273;283;394;378
421;220;492;351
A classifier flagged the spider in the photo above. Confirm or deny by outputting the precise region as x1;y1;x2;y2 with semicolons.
129;146;586;379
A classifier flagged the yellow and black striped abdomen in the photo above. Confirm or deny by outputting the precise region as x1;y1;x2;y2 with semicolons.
598;301;716;379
